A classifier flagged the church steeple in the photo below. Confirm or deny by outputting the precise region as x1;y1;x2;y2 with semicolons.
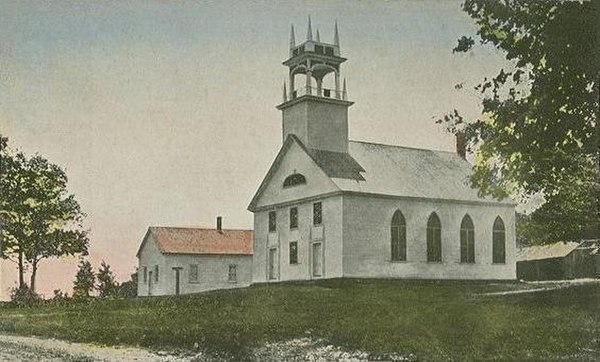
333;20;340;47
289;25;295;53
277;19;353;153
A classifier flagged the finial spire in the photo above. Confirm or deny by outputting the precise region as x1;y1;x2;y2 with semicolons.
334;20;340;47
283;81;287;102
316;29;321;42
289;24;295;49
307;15;313;41
342;78;347;100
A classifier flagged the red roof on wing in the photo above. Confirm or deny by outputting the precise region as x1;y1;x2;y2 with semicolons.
142;227;253;256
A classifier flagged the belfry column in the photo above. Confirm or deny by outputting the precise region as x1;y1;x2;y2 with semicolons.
306;59;312;95
289;71;295;97
335;72;340;99
316;77;323;96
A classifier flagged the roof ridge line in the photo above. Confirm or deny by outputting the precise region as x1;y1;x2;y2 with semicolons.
349;139;457;154
150;226;253;231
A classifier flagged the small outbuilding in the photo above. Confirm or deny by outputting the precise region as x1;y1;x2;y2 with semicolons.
516;239;599;281
136;217;253;296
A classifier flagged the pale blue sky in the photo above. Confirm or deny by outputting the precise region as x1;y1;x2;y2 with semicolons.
0;0;508;297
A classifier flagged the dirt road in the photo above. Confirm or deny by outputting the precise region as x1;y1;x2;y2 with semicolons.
0;334;412;361
0;334;191;361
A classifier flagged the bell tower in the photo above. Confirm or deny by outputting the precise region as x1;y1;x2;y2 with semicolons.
277;18;354;153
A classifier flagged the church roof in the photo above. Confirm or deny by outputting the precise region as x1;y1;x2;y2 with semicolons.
305;147;366;180
332;140;512;204
137;227;253;257
247;135;513;211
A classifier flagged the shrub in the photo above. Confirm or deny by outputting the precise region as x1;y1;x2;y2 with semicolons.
117;280;137;298
0;320;16;332
51;289;70;304
9;285;41;307
116;269;138;298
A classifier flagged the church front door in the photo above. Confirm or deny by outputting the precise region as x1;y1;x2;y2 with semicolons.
312;242;322;277
268;248;278;280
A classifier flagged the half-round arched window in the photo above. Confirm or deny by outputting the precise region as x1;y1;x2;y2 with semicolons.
283;173;306;188
492;217;506;264
460;215;475;263
391;210;406;261
427;213;442;262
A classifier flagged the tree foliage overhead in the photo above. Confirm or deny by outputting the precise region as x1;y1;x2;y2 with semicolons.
0;135;89;291
441;0;599;243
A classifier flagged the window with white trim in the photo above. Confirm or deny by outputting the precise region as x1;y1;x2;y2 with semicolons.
427;213;442;262
228;264;237;282
189;264;199;283
460;215;475;263
290;207;298;229
268;211;277;232
391;210;406;261
493;217;506;264
313;202;322;226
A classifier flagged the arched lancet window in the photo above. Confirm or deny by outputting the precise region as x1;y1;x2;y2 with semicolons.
427;213;442;262
460;215;475;263
493;217;506;264
283;173;306;188
391;210;406;261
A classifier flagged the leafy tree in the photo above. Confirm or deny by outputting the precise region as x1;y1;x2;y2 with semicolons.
0;135;88;291
518;160;599;245
117;268;138;298
0;136;27;288
73;258;95;299
440;0;599;243
96;261;118;298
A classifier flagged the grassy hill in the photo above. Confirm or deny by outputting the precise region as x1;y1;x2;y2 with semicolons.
0;279;598;360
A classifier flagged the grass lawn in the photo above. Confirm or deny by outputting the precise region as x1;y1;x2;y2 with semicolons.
0;279;598;360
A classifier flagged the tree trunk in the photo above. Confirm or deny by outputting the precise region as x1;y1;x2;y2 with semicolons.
595;71;600;239
18;251;25;289
29;260;38;293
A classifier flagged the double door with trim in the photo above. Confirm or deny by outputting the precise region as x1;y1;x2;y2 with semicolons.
267;241;323;280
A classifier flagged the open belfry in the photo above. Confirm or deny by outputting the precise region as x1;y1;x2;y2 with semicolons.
279;18;352;154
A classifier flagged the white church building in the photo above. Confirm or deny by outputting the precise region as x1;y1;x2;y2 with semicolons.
248;21;517;283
